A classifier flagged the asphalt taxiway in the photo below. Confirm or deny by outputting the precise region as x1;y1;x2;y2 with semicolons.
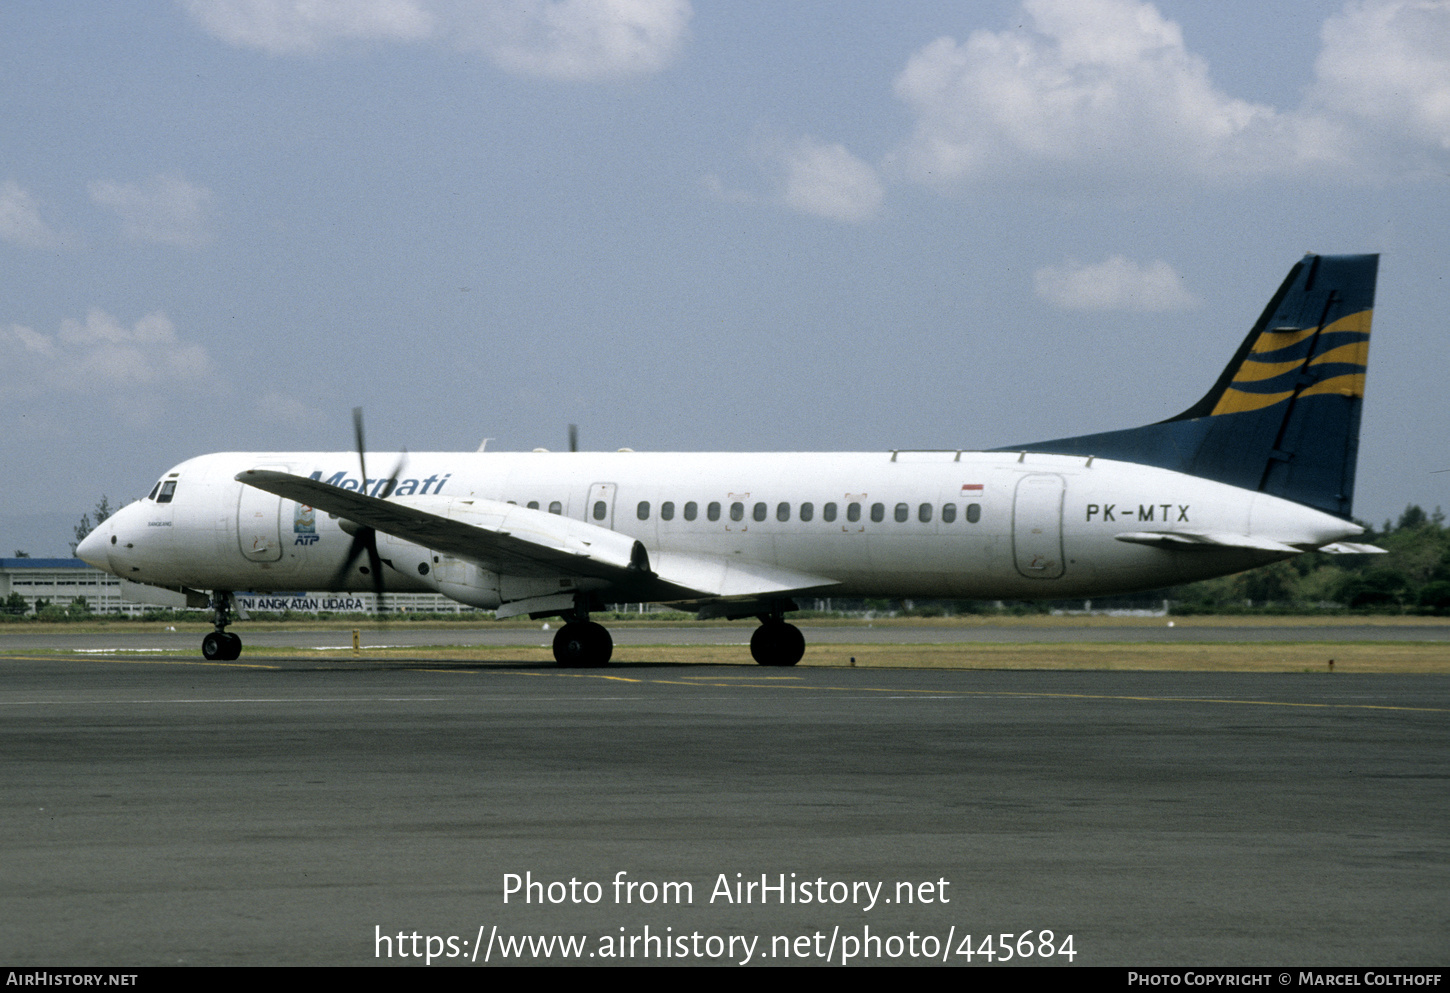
3;619;1448;653
1;646;1446;966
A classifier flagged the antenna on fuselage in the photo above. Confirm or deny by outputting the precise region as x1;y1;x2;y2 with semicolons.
568;424;579;453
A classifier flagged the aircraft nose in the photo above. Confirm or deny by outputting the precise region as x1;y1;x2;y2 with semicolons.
76;519;112;571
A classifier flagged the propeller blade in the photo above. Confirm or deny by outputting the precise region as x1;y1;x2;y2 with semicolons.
342;406;398;614
364;528;386;615
330;528;369;590
352;406;368;488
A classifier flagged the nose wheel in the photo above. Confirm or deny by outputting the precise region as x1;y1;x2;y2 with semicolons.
202;591;243;661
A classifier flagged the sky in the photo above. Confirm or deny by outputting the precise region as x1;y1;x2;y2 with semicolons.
2;0;1447;555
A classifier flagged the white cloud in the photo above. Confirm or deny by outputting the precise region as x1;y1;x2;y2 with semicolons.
1313;0;1450;152
1;309;216;421
0;180;70;249
472;0;691;81
89;174;215;247
180;0;435;54
1033;256;1199;311
779;138;884;223
183;0;692;81
888;0;1344;188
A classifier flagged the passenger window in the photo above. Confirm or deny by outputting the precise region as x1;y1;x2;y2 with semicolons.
158;481;176;504
871;503;885;523
527;501;539;510
684;501;698;521
637;501;650;520
549;501;562;515
751;502;765;522
967;502;981;523
661;501;675;521
775;502;789;522
918;503;932;523
800;502;814;522
894;503;908;523
593;501;606;521
941;503;956;523
707;502;721;522
730;502;744;522
846;503;860;522
823;502;837;522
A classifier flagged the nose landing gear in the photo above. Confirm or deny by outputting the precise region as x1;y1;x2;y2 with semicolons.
202;592;242;661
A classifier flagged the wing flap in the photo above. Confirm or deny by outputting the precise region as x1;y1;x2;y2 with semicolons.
650;550;839;600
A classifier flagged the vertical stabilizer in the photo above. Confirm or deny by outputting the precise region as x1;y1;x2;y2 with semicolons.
1002;254;1378;518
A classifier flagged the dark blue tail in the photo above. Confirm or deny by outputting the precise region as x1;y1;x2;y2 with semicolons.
1002;254;1378;519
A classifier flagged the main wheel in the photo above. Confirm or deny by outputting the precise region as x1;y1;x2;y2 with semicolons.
750;621;805;666
553;622;613;667
202;631;243;661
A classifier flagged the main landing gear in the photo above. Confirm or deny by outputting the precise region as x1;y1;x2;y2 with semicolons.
202;591;242;661
552;611;614;667
551;599;805;668
750;618;805;667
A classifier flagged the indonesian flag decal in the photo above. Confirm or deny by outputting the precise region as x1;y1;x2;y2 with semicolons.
960;483;984;497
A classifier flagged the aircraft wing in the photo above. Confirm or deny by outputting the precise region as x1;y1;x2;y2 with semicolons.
235;469;838;603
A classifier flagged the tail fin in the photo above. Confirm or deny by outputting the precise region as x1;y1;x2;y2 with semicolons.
1003;254;1378;518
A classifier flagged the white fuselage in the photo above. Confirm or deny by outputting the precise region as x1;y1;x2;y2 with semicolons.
84;449;1362;606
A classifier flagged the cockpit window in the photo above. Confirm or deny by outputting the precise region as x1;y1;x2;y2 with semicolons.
157;480;177;504
148;482;160;501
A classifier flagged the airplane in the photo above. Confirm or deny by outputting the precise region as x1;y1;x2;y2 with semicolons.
77;253;1383;666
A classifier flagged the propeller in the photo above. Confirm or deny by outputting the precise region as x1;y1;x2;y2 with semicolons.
329;407;405;615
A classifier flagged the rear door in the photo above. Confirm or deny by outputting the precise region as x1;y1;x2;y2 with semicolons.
1012;474;1065;579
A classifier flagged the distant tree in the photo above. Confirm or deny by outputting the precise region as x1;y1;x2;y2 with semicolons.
1397;504;1428;531
3;593;27;616
13;550;29;557
70;495;112;555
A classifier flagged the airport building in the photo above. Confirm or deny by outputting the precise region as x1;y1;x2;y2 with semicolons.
0;558;129;615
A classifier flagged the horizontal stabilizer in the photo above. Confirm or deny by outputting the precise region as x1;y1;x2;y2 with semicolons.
1316;542;1387;554
1114;530;1302;554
